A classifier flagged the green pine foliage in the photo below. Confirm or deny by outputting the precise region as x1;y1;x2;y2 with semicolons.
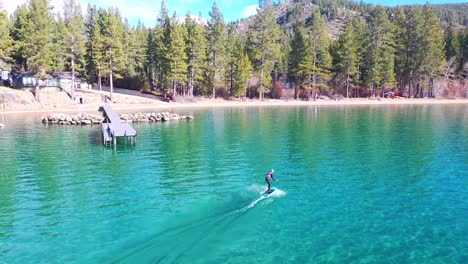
0;6;14;66
304;11;332;100
288;23;307;99
185;13;208;96
248;1;283;99
13;0;55;71
51;15;67;72
334;20;360;98
101;8;126;100
363;6;395;96
207;1;227;98
235;52;253;98
418;5;446;97
3;0;466;99
166;13;188;96
63;0;85;98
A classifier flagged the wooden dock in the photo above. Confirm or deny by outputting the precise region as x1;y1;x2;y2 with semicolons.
99;104;137;146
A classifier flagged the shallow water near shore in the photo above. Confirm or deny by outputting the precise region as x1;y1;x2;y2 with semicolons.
0;104;467;263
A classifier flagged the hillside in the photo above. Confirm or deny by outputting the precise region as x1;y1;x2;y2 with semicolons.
237;0;468;38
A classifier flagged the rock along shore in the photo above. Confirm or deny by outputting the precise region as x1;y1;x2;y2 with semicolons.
41;112;194;125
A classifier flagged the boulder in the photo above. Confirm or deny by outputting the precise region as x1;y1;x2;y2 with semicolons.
81;120;92;125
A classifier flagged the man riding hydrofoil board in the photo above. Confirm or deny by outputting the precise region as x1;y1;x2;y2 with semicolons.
265;169;278;194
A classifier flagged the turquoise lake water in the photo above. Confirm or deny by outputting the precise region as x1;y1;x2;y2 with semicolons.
0;105;467;263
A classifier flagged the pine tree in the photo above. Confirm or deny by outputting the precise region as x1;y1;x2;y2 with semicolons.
11;4;29;67
334;21;360;98
459;29;468;76
51;14;67;71
419;5;446;97
185;12;207;96
166;12;188;96
302;11;332;100
85;6;106;90
14;0;55;71
394;6;424;95
350;17;368;97
84;4;96;82
225;25;242;96
159;12;172;90
248;0;282;99
122;18;148;79
235;52;253;98
133;21;148;77
0;6;14;66
288;23;307;99
445;27;460;61
207;1;227;98
63;0;85;99
101;8;126;101
122;19;134;77
363;6;395;97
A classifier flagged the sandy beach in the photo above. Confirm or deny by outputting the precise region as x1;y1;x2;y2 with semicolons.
1;97;468;115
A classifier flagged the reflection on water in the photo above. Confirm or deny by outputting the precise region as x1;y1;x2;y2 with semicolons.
0;105;466;263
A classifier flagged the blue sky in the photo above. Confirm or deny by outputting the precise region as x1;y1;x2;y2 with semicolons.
3;0;467;26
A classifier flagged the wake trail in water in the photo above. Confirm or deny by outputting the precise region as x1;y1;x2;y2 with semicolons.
113;187;286;263
210;187;286;223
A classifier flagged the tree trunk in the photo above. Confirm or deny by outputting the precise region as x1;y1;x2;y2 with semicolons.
71;37;75;100
346;74;349;99
294;77;298;99
98;70;102;91
408;81;412;97
35;82;40;102
189;67;194;97
109;69;113;102
109;47;113;102
71;57;75;101
212;82;215;99
312;74;317;101
260;55;265;100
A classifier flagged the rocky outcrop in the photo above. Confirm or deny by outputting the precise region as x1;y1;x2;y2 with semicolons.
41;112;194;125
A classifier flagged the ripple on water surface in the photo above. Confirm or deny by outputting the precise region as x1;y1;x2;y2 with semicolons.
0;105;467;263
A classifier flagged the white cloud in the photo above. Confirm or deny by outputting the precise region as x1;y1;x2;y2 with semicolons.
240;4;257;19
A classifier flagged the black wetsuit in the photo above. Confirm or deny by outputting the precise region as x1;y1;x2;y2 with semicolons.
265;172;273;193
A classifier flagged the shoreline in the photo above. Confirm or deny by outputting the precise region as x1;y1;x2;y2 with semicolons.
0;98;467;115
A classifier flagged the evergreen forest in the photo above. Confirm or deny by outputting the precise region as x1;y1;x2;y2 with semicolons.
0;0;466;99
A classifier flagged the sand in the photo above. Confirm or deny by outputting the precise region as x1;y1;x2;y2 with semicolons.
0;97;467;115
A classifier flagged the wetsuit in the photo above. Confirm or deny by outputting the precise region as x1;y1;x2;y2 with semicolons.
265;171;274;193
